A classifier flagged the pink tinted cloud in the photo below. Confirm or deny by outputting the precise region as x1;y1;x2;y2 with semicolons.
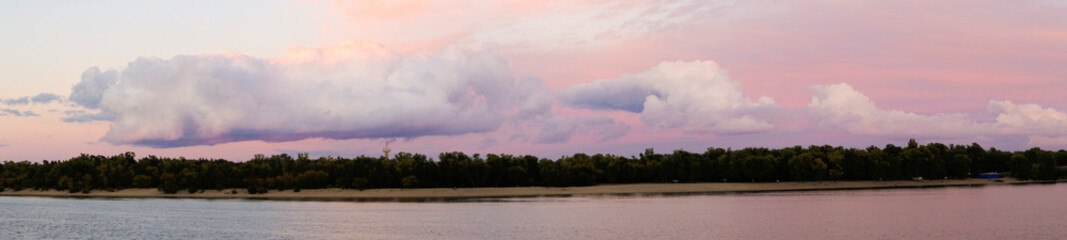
683;1;1067;110
20;1;1067;162
68;41;556;148
268;1;1067;153
490;1;1067;110
514;1;1067;150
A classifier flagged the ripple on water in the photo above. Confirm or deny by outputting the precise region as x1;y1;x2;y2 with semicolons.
1;184;1065;239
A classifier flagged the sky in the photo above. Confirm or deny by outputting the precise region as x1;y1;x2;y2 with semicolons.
1;0;1066;161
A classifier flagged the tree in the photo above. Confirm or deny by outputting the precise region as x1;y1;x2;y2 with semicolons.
948;154;972;179
158;173;180;194
297;170;329;189
538;159;567;187
1008;153;1032;180
132;175;153;188
826;149;845;181
901;147;933;178
866;146;890;180
967;143;988;174
1027;148;1058;180
401;175;419;188
742;154;776;182
2;139;1066;193
789;152;827;181
506;165;528;186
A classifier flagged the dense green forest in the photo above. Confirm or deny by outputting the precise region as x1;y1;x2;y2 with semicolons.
1;140;1064;194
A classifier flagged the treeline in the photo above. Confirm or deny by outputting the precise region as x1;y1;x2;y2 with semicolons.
1;140;1065;194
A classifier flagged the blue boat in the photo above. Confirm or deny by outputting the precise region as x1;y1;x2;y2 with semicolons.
977;172;1003;179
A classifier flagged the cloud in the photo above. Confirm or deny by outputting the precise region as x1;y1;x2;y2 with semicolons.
0;108;38;117
62;113;115;123
988;100;1067;136
808;83;983;137
557;76;654;112
3;97;29;105
809;83;1067;141
591;121;631;142
71;67;119;109
61;108;116;123
69;41;551;147
559;60;781;134
3;93;65;106
532;117;630;144
478;136;499;149
30;93;64;104
328;0;734;55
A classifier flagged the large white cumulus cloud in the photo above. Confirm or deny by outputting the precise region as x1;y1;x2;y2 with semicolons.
808;83;982;137
558;61;781;134
809;83;1067;142
70;41;551;147
988;100;1067;136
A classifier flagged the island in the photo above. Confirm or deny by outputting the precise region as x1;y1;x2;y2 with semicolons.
1;139;1063;200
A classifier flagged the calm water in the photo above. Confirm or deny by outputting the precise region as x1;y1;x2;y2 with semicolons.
2;184;1066;239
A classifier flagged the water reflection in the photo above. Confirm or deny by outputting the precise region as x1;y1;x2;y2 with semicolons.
1;184;1064;239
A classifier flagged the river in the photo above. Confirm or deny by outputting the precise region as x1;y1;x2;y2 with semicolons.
2;183;1065;239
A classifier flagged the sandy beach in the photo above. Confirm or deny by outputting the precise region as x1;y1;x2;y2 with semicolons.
0;178;1042;201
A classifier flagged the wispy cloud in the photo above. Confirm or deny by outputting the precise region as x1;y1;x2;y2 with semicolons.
2;93;64;105
2;97;29;105
328;0;736;55
531;117;630;144
0;108;38;117
30;93;63;104
17;1;1066;155
62;112;114;123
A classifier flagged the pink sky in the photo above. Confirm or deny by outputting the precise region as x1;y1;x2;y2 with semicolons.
1;1;1066;161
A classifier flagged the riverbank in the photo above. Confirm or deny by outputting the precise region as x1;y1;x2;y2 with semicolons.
0;178;1050;201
